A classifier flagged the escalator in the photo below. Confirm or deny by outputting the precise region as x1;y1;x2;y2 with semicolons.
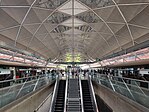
50;76;98;112
53;80;66;112
81;80;95;112
66;79;82;112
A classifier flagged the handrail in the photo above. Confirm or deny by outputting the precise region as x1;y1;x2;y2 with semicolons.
49;75;58;112
64;74;68;112
113;76;149;83
34;92;53;112
79;76;84;112
110;78;148;96
0;75;55;108
93;76;149;97
89;75;99;112
94;74;149;89
0;76;55;98
3;77;44;95
101;78;148;95
0;75;39;83
95;73;149;83
95;73;149;91
15;76;47;98
91;74;149;109
0;75;54;91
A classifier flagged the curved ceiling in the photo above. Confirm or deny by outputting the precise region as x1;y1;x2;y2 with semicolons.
0;0;149;62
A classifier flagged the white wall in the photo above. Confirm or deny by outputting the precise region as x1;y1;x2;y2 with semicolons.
0;68;10;75
139;69;149;75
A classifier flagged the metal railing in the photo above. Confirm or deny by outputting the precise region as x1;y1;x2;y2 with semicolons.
0;73;56;108
79;76;84;112
91;73;149;109
64;75;68;112
49;75;59;112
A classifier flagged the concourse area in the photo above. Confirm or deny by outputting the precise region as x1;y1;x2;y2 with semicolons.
0;0;149;112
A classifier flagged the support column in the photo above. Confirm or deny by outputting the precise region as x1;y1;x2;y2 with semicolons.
10;67;16;80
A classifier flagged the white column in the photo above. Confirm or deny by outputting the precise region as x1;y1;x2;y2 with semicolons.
10;67;16;80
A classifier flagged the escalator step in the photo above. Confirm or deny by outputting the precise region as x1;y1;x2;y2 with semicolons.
81;80;95;112
53;80;66;112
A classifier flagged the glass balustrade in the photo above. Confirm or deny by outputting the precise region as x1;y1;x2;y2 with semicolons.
91;73;149;109
0;73;56;108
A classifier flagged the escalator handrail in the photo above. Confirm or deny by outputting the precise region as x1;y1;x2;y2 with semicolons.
89;75;99;112
79;76;84;112
49;75;59;112
64;74;68;112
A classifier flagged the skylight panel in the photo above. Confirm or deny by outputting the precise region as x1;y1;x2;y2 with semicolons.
61;18;85;27
58;0;88;15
